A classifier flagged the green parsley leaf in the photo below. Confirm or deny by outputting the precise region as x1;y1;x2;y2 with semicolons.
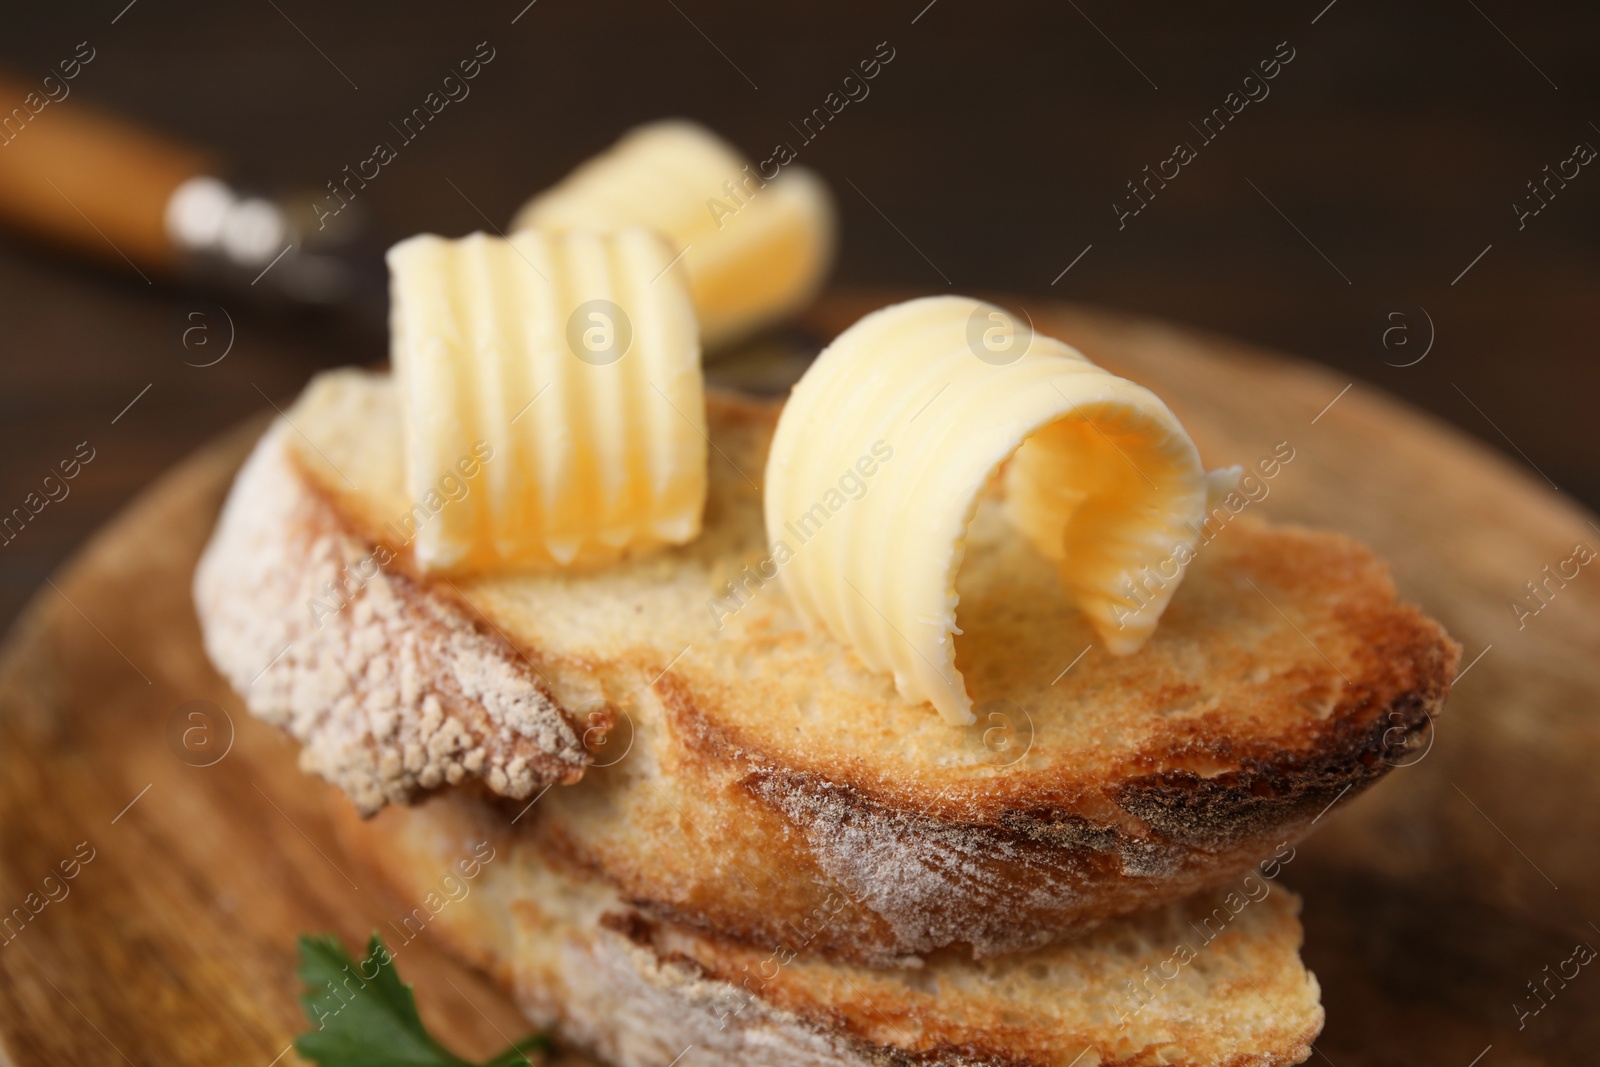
295;932;548;1067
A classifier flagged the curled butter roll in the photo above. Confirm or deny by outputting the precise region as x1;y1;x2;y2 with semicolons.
764;295;1236;725
511;120;835;349
389;228;705;574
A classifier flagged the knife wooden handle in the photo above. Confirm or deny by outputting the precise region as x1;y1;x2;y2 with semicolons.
0;73;213;273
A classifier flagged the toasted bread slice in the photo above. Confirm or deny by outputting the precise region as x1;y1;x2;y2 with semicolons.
335;788;1324;1067
195;369;1457;963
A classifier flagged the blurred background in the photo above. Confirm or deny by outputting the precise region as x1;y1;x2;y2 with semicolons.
0;0;1595;631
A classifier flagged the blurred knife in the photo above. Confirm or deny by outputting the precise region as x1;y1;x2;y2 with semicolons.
0;72;387;329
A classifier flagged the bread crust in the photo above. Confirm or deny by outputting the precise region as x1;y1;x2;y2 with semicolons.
195;373;1458;964
334;790;1323;1067
193;422;594;813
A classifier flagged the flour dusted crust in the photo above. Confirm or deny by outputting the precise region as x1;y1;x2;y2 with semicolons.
193;423;591;813
194;371;1457;963
335;791;1323;1067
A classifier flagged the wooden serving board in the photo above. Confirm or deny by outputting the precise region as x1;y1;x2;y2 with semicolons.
1;294;1596;1067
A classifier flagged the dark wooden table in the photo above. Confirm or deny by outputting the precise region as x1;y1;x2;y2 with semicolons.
2;0;1596;630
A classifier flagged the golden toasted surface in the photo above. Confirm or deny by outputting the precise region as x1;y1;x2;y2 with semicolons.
196;368;1456;961
337;789;1324;1067
295;370;1455;796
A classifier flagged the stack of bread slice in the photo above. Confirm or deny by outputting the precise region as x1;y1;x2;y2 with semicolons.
195;365;1457;1066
